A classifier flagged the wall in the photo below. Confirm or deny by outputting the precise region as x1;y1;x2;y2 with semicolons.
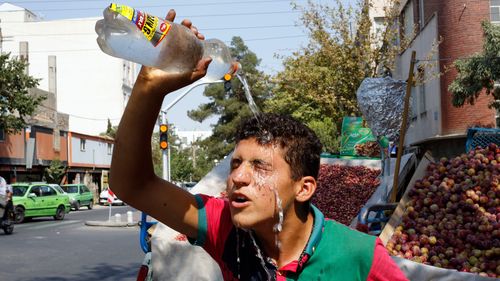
396;15;442;146
34;127;68;163
69;133;112;167
434;1;496;134
0;132;25;163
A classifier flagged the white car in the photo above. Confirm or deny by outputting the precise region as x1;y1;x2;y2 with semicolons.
99;189;124;205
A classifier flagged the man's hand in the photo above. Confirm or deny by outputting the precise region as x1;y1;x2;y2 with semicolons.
136;9;212;95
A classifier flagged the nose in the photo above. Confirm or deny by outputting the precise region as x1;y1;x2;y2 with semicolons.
230;162;252;188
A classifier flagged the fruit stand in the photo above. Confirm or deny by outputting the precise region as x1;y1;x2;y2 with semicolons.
318;153;417;229
379;144;499;280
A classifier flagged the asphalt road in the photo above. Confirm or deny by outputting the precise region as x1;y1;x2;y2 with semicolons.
0;205;146;281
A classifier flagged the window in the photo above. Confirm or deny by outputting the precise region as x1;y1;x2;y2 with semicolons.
53;129;60;151
31;186;41;197
41;186;57;196
0;126;4;142
80;139;86;151
373;17;385;34
401;2;415;40
410;86;418;122
107;143;112;155
417;66;426;116
492;0;500;23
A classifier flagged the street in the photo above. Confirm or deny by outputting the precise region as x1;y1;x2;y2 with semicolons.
0;205;145;281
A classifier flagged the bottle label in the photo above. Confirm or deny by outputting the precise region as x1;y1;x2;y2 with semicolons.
109;3;171;47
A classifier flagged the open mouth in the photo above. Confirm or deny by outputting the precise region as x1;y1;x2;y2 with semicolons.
234;196;248;203
230;193;250;207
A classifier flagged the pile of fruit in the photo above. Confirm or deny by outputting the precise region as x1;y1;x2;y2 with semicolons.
313;164;380;225
386;143;500;278
355;141;381;158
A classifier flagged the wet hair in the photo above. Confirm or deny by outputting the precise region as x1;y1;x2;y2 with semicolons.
235;113;323;181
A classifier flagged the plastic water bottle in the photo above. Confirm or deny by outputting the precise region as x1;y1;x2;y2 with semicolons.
95;3;238;82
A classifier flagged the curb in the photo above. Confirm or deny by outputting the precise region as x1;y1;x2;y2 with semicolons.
85;220;138;227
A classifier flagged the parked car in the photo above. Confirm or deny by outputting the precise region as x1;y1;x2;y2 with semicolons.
99;189;124;205
180;182;197;190
61;184;94;210
11;182;71;223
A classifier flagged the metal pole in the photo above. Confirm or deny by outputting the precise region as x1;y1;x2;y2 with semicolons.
160;80;224;182
167;144;171;181
161;111;169;181
391;50;416;203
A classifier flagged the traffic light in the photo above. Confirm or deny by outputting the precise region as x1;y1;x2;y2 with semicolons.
159;124;168;150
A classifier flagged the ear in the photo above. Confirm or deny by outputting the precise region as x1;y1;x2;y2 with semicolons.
295;176;316;203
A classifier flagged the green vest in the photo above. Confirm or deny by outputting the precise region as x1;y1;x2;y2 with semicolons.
285;220;376;281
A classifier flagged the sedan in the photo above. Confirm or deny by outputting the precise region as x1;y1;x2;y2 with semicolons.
99;189;124;206
61;184;94;210
12;183;71;223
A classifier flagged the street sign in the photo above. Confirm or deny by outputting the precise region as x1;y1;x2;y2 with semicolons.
107;188;115;203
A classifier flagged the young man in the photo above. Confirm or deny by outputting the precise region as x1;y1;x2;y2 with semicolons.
110;10;408;281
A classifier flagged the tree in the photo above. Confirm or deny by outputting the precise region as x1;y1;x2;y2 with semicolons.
100;118;117;138
449;21;500;110
44;159;66;184
265;0;405;153
188;36;272;162
0;53;44;134
151;127;199;182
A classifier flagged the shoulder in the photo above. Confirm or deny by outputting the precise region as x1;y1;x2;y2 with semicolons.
194;194;229;213
321;219;377;267
324;219;377;245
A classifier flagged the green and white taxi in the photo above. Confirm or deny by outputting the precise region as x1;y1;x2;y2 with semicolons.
61;184;94;210
12;182;71;223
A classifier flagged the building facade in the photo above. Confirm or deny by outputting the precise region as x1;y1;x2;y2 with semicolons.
394;0;498;157
0;86;112;196
0;3;137;136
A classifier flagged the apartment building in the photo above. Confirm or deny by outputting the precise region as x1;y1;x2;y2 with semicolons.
393;0;498;157
0;3;137;136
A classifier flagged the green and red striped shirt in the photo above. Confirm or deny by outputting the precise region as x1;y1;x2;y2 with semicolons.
191;194;408;281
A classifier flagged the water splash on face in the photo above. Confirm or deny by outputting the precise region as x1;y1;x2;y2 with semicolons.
270;143;284;250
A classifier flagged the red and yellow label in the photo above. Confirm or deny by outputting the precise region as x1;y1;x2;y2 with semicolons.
109;3;171;47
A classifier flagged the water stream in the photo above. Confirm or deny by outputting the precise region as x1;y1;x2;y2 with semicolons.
235;72;284;278
249;230;273;281
236;73;261;118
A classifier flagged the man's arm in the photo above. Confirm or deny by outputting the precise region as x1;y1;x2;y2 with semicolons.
367;238;409;281
109;10;212;239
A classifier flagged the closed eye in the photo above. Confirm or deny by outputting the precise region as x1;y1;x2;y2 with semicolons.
230;158;242;171
252;159;272;171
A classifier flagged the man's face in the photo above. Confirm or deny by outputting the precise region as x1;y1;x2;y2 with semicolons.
226;138;298;230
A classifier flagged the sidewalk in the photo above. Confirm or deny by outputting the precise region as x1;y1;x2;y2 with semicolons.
85;207;142;227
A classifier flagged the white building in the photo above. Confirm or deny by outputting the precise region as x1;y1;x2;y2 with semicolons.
0;3;137;136
175;129;212;149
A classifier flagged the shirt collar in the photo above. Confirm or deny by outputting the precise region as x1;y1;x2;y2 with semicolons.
304;204;325;255
279;204;325;274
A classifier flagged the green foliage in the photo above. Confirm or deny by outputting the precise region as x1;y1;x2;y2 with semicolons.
0;53;44;134
265;0;403;153
151;127;205;182
307;117;340;153
100;118;117;138
449;21;500;109
188;36;271;162
43;159;66;184
171;146;195;182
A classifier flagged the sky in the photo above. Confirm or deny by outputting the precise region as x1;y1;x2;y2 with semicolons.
2;0;327;131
